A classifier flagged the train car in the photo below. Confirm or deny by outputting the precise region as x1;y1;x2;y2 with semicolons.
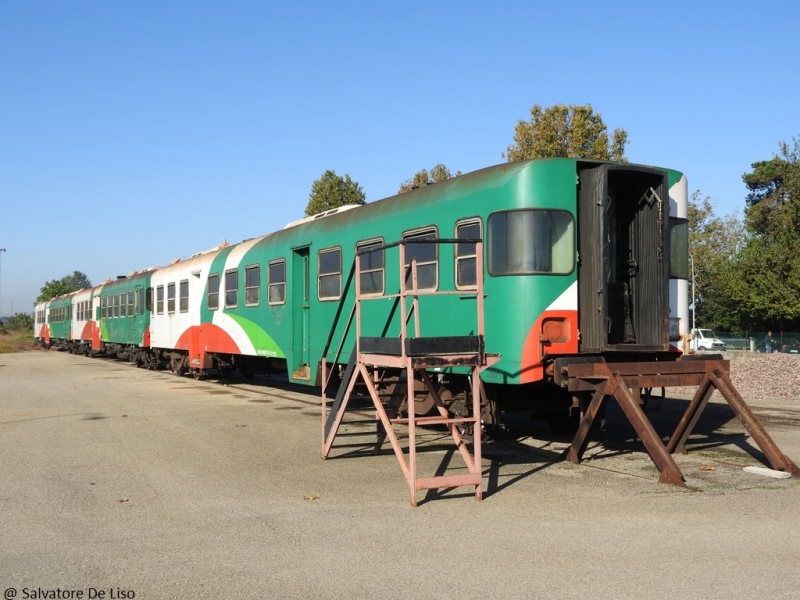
33;299;52;347
97;269;157;363
40;292;75;350
121;159;688;418
65;285;103;355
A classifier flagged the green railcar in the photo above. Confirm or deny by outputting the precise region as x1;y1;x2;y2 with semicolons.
146;159;688;399
97;269;155;360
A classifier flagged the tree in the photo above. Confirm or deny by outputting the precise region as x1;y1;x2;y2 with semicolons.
398;164;462;194
37;270;92;303
304;170;366;217
504;103;628;163
3;312;33;330
687;192;743;329
729;137;800;328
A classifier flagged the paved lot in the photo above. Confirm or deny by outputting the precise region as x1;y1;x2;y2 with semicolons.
2;351;800;599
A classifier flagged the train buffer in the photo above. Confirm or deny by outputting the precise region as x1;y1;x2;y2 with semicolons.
555;355;800;486
320;238;500;506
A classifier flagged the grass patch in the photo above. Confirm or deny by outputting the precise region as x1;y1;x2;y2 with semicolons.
0;327;36;353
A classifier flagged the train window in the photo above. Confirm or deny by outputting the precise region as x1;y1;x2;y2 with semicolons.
245;265;260;307
114;294;120;318
167;283;176;314
207;273;219;310
156;286;164;315
403;228;438;290
179;280;189;313
127;291;135;317
318;247;342;300
225;269;238;308
487;210;575;275
101;297;106;319
136;289;143;315
455;220;481;288
669;217;689;279
357;239;384;296
206;273;219;310
268;260;286;305
146;287;153;313
120;293;126;318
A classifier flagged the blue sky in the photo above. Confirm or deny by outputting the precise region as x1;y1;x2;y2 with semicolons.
1;1;798;316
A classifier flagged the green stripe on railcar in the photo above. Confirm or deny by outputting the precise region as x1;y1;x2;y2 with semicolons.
47;296;73;340
98;272;153;346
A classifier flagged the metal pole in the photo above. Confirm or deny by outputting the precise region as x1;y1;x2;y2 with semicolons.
0;248;6;321
689;252;695;331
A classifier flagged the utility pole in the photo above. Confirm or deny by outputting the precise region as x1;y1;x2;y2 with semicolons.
689;252;696;331
0;247;6;321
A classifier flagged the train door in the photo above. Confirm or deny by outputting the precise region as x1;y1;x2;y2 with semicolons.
291;246;311;380
577;163;670;353
134;285;146;344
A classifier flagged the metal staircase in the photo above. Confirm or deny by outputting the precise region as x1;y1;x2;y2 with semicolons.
321;238;499;506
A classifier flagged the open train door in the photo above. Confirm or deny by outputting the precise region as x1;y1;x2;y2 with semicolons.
577;163;670;353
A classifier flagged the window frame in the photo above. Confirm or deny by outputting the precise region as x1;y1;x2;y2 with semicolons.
167;283;176;314
318;246;342;301
156;285;164;315
127;291;135;317
356;238;385;297
454;218;482;290
487;209;576;276
179;279;189;313
268;259;286;306
244;264;261;307
402;226;439;291
207;273;219;310
225;269;238;308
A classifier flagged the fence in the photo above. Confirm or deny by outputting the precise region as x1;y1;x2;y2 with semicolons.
713;331;800;353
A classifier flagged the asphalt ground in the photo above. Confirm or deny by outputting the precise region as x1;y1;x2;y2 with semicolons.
2;351;800;600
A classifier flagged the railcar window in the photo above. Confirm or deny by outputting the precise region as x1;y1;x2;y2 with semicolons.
487;210;574;275
146;288;153;313
136;289;143;315
114;295;120;318
245;265;260;307
101;297;106;319
225;269;238;308
207;273;219;310
268;260;286;305
179;280;189;313
127;291;135;317
403;228;438;290
455;220;481;288
167;283;176;314
357;240;384;296
120;293;126;318
156;286;164;315
318;248;342;300
668;217;689;279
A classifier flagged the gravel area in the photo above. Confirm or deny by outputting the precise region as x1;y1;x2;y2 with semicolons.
721;353;800;400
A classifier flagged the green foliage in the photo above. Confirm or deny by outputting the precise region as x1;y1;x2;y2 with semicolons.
730;137;800;328
37;270;92;303
304;170;366;217
398;163;462;194
688;192;743;329
4;312;34;330
504;103;628;163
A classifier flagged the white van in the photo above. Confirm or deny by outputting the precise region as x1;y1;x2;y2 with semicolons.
690;328;726;352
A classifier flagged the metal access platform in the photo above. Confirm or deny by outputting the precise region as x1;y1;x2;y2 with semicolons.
321;238;499;506
554;355;800;485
